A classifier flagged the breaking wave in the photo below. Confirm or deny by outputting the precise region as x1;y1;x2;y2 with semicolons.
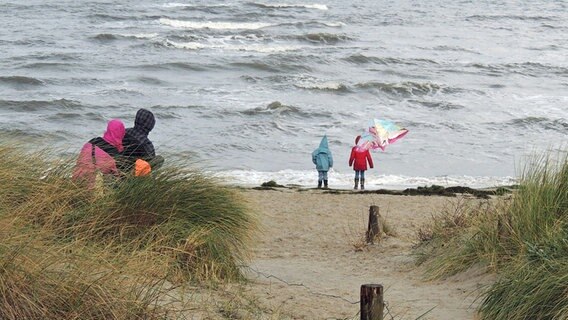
409;99;464;110
342;54;438;66
241;101;302;116
136;62;212;71
163;39;302;53
294;81;350;92
356;81;444;96
468;62;568;77
17;62;74;70
0;76;44;86
231;60;311;72
135;76;168;85
286;32;352;44
240;101;331;118
46;112;83;120
506;117;568;132
0;99;85;112
159;18;274;30
430;45;480;54
93;33;158;41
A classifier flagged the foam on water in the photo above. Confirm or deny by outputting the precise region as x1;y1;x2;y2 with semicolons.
159;18;273;30
294;80;349;92
215;169;517;190
122;33;159;39
164;39;302;53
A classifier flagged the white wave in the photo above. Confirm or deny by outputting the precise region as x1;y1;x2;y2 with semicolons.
122;33;159;39
295;81;347;91
253;3;328;10
159;18;273;30
292;75;348;91
213;169;517;190
230;34;266;41
320;21;345;27
165;39;301;53
163;2;192;7
164;40;206;50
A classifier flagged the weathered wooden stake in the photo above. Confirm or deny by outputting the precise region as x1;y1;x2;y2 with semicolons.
360;284;384;320
366;205;382;244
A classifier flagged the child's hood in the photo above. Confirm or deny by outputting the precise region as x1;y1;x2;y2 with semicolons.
355;135;361;145
318;135;329;150
313;135;330;154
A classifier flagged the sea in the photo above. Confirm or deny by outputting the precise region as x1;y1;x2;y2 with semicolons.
1;0;566;189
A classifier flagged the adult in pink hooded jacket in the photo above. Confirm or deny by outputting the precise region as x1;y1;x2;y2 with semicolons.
72;119;125;187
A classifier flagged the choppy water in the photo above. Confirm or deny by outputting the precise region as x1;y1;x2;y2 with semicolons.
1;0;567;189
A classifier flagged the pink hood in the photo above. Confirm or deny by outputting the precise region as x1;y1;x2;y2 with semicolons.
102;119;125;152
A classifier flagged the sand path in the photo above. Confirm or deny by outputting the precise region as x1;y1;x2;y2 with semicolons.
241;189;494;320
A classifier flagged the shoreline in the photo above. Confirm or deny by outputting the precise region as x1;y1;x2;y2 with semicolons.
216;170;518;192
247;180;518;199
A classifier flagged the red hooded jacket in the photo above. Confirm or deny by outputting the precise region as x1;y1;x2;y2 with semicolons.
349;136;374;171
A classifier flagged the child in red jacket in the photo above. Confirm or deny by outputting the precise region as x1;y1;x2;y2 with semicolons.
349;135;374;190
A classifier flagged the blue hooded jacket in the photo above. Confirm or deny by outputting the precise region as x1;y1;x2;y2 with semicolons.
312;135;333;171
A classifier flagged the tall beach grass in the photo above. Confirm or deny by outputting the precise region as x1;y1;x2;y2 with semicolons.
416;152;568;319
0;138;259;318
0;215;176;319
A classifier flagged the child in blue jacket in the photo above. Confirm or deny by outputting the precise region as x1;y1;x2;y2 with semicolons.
311;135;333;188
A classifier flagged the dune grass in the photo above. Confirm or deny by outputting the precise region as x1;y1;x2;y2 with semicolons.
0;142;47;210
416;152;568;319
0;139;259;318
0;215;175;319
11;152;257;282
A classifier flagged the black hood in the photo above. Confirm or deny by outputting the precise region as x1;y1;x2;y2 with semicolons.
134;108;155;134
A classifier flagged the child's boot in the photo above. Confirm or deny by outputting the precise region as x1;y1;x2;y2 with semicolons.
354;178;359;190
317;180;322;189
360;179;365;190
324;180;328;189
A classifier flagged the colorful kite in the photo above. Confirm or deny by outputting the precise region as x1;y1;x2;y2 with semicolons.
356;119;408;151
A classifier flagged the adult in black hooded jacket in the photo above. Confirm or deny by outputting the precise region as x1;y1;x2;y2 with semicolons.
120;108;163;172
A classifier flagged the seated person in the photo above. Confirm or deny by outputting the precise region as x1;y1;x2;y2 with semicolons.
119;108;163;174
73;119;125;188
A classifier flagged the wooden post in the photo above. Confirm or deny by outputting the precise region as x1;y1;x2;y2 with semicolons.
360;284;384;320
366;205;382;244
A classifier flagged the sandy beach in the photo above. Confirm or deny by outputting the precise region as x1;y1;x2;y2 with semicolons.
238;188;496;319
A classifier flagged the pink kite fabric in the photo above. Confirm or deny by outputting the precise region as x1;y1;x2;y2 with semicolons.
356;119;408;152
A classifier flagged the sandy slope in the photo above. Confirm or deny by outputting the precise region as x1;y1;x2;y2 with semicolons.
240;188;495;320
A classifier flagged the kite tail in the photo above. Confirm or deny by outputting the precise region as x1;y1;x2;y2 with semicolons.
387;129;409;146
